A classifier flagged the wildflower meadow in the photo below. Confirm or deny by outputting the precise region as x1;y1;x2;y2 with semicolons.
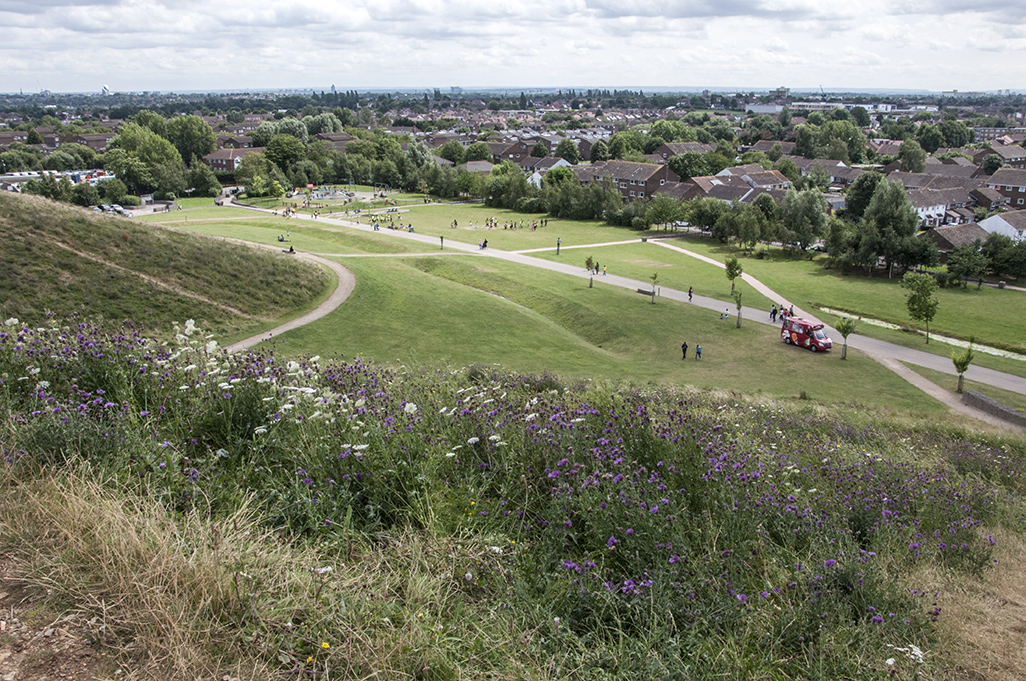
1;316;1023;679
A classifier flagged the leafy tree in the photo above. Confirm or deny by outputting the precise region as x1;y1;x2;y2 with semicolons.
778;107;791;127
465;141;492;162
772;158;800;185
703;151;732;175
303;112;343;135
70;181;100;207
725;256;743;292
767;142;783;162
850;106;871;128
951;337;975;393
947;240;988;287
937;119;971;148
844;171;883;220
667;152;709;180
835;317;856;359
863;179;923;275
265;134;307;172
590;139;609;162
530;141;549;158
686;197;729;231
554;138;581;164
188;162;222;198
132;110;168;138
405;141;433;168
543;166;575;188
732;290;743;328
898;139;926;173
23;174;73;202
781;188;829;251
901;272;939;343
916;123;943;154
794;125;816;158
276;118;309;143
981;154;1004;176
26;129;44;145
167;115;217;165
646;194;681;228
607;133;633;159
98;177;127;204
437;140;466;165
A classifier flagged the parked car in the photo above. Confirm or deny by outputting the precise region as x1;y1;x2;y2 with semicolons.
781;317;832;352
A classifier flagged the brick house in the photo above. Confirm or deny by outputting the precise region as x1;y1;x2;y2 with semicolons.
984;168;1026;209
586;160;678;199
203;147;266;172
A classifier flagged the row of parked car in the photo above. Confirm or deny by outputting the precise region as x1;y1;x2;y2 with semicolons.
91;204;132;217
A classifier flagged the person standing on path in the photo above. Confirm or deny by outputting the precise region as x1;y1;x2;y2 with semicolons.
688;286;693;302
770;305;777;323
681;342;688;360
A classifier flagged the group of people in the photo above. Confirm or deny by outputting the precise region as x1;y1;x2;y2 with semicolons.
769;304;795;323
681;341;702;360
587;262;606;276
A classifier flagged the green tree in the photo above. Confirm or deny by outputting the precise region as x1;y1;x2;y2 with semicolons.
781;188;829;251
530;141;549;158
835;317;856;360
725;256;743;292
794;125;816;158
265;134;307;172
778;106;792;127
70;181;100;207
863;179;923;275
937;119;971;148
543;166;575;188
916;123;943;154
554;138;581;164
26;129;44;145
844;171;883;220
772;158;801;185
898;139;926;173
901;272;939;343
167;115;217;165
590;139;609;162
850;106;871;127
646;193;681;229
98;177;127;203
187;162;222;198
732;290;743;328
981;154;1004;176
607;133;631;159
951;337;975;393
465;141;492;162
437;140;466;165
947;240;988;288
667;152;710;180
132;110;168;138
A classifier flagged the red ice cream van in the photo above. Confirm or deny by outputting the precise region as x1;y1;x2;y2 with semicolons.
781;317;833;352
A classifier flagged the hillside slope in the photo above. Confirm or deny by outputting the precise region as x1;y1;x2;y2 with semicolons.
0;193;329;337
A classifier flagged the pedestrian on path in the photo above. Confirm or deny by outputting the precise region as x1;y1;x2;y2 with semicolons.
770;305;777;323
681;342;688;360
688;286;693;302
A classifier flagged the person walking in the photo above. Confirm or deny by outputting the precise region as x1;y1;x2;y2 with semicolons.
681;341;688;360
770;305;777;323
688;286;693;302
695;344;702;360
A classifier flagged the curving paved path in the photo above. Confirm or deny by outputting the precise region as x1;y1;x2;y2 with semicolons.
218;199;1025;427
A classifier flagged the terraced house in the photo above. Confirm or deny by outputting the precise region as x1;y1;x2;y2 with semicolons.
584;160;678;199
985;168;1026;209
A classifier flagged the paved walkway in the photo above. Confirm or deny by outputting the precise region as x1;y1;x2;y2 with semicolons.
221;200;1026;426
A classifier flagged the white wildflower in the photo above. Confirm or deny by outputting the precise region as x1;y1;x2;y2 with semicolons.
489;435;501;441
254;426;268;435
4;317;19;327
205;340;218;353
467;437;480;445
404;402;418;414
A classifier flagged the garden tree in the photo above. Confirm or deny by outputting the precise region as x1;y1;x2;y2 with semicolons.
646;193;681;229
850;106;871;128
772;158;801;185
835;317;856;360
373;137;404;165
898;139;926;172
916;123;943;154
778;106;791;127
276;117;309;143
265;134;307;172
901;272;940;343
807;163;831;189
732;290;743;328
42;150;80;171
437;140;466;165
844;171;883;220
589;139;609;162
554;138;581;164
807;112;826;126
104;123;184;194
735;205;764;252
26;129;44;145
333;107;355;127
167;115;217;165
818;120;868;163
781;187;829;251
686;196;729;231
606;133;632;159
303;112;343;135
741;151;770;167
251;121;279;147
486;161;535;209
187;162;222;197
981;154;1004;175
667;152;710;180
405;140;433;168
862;179;927;275
767;142;783;162
946;240;989;287
345;138;377;159
794;125;816;158
464;141;492;162
725;256;743;292
997;240;1026;279
937;119;972;148
981;232;1013;272
752;192;781;235
150;163;187;199
226;109;244;124
132;110;168;138
23;174;73;202
530;141;549;158
542;165;575;188
70;181;100;207
703;151;732;175
454;169;487;198
951;337;975;393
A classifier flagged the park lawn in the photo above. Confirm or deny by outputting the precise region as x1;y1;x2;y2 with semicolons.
395;203;665;250
144;211;436;256
668;235;1026;356
902;363;1026;414
267;254;943;412
530;241;774;309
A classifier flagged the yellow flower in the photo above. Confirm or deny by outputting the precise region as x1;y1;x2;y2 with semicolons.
307;656;314;664
322;642;330;649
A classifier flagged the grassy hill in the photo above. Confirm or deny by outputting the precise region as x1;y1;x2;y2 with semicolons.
0;193;330;338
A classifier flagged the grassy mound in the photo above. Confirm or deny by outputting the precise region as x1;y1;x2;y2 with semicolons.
0;193;329;337
2;318;1024;679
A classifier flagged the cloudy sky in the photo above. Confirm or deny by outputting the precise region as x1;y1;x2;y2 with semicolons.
2;0;1024;95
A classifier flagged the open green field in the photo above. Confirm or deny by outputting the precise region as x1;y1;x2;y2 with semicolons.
264;253;944;412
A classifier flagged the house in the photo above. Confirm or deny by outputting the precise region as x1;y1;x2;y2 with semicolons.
985;144;1026;169
72;133;116;151
969;187;1010;212
979;210;1026;242
216;134;253;149
716;164;768;178
653;142;714;160
749;140;795;155
202;147;266;172
585;160;677;199
925;223;991;263
740;170;791;190
984;168;1026;209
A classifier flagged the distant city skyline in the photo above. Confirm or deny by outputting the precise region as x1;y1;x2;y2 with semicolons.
2;1;1025;95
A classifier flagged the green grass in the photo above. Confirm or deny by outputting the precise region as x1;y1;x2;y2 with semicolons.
269;254;943;411
903;363;1026;414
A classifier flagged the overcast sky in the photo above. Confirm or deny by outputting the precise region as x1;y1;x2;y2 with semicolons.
2;0;1024;95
